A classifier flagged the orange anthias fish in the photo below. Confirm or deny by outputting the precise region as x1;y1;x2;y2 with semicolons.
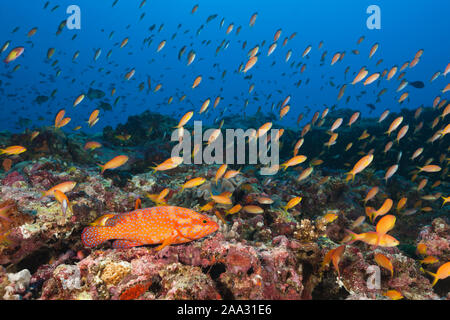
345;230;399;247
322;245;346;277
346;154;374;182
0;145;26;155
4;47;24;64
374;253;394;277
41;181;77;199
81;206;219;250
423;262;450;286
99;155;129;174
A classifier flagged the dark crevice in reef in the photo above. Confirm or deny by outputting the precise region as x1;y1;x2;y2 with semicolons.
311;273;349;300
432;277;450;298
202;263;235;300
15;248;52;274
148;275;162;295
301;262;313;284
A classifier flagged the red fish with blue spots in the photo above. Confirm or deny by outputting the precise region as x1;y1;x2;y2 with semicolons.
81;206;219;250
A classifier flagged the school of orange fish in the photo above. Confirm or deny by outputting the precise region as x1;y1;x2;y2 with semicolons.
0;2;449;299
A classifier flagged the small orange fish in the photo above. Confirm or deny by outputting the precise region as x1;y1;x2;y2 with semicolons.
257;197;274;205
197;199;214;212
99;155;129;174
416;243;427;256
281;155;307;170
150;157;183;172
352;67;368;85
84;141;102;150
89;213;117;227
215;164;228;184
181;177;206;191
364;186;379;204
244;56;258;73
241;205;263;214
199;99;211;114
384;290;403;300
369;43;379;59
374;253;394;277
192;76;202;89
82;206;219;250
284;196;302;211
371;199;393;222
423;262;450;286
346;154;373;182
345;230;399;247
87;109;100;127
224;169;241;179
41;181;77;199
420;256;439;265
297;167;313;181
4;47;24;64
210;193;232;205
225;204;242;216
73;94;85;107
386;117;403;136
396;197;407;211
323;213;338;223
54;190;72;215
417;165;441;173
322;245;345;277
0;145;26;155
384;165;398;183
364;72;380;85
378;110;390;123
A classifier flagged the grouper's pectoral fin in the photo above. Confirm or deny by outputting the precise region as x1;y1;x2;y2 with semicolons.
155;235;176;251
155;227;194;251
112;239;144;249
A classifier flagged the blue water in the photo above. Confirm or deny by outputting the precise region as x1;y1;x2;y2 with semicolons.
0;0;449;133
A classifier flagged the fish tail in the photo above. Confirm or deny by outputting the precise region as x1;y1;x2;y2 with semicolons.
39;191;47;200
423;269;438;286
97;164;105;174
81;226;114;248
343;229;358;244
345;172;354;183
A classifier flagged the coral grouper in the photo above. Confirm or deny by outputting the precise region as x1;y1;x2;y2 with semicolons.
81;206;219;250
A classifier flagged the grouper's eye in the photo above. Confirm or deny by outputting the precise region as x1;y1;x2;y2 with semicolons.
202;220;207;224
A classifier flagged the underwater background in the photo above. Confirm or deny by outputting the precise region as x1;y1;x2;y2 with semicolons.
0;0;449;300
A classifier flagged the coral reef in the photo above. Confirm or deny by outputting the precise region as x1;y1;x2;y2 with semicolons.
0;109;448;300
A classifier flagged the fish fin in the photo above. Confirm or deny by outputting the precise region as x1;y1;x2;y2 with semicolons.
373;233;381;250
155;235;175;251
81;226;114;248
112;239;143;249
